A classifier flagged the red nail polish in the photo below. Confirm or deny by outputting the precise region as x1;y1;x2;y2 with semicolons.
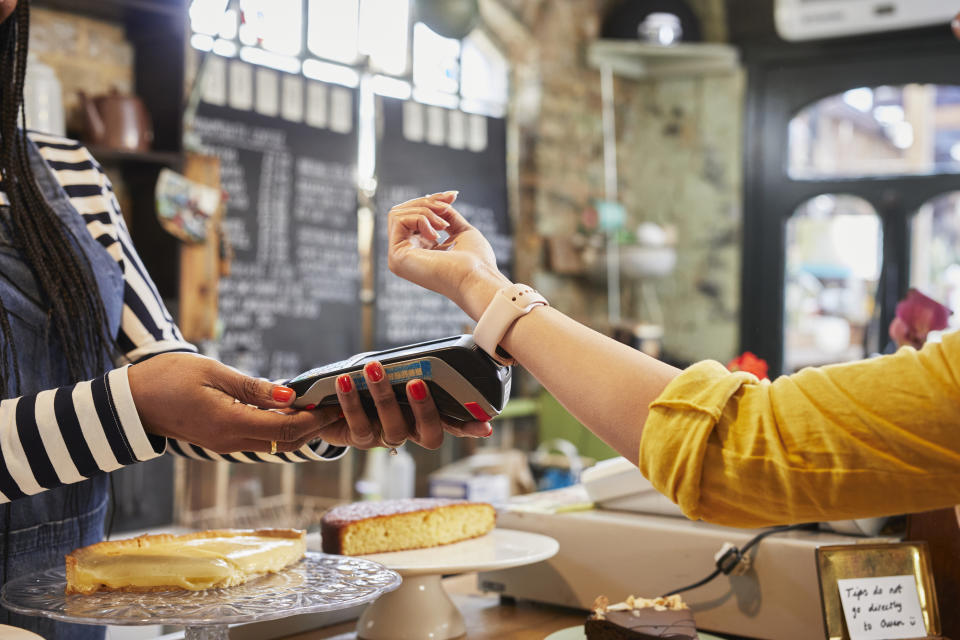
337;375;353;394
337;409;345;419
304;403;316;410
484;425;493;437
271;387;294;403
364;362;384;383
409;379;427;401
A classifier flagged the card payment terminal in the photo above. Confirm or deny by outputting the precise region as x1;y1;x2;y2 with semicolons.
285;335;512;424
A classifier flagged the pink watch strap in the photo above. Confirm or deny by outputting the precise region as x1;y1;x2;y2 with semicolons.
473;284;548;365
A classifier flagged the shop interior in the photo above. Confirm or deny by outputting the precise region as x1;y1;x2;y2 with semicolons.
7;0;960;638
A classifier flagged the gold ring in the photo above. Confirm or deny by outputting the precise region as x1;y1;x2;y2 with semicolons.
270;440;278;455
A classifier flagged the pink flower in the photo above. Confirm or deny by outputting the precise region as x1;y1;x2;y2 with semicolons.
888;289;952;350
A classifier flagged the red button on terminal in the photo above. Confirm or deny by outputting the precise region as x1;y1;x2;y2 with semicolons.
464;402;492;421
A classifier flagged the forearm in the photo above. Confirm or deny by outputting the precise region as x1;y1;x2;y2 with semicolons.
458;271;680;463
166;438;347;463
0;367;165;503
501;307;679;463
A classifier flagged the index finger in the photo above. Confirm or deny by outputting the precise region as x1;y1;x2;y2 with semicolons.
395;191;458;209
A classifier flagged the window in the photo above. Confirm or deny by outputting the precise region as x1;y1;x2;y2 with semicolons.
790;84;960;180
783;195;882;371
741;40;960;375
910;191;960;331
188;0;508;116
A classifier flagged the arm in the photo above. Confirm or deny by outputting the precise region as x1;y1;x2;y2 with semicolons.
99;168;347;461
73;144;485;457
387;192;680;463
27;137;349;467
0;368;164;503
387;193;960;526
642;335;960;526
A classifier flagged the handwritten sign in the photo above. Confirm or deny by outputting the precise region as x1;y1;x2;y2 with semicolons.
837;575;927;639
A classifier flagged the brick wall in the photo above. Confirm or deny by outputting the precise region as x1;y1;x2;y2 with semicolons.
491;0;744;365
29;7;134;138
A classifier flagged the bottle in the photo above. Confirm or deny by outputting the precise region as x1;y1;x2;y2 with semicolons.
23;53;66;136
383;445;416;500
356;448;387;501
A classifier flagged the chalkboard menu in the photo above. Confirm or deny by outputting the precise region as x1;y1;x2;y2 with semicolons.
192;59;361;379
374;97;511;348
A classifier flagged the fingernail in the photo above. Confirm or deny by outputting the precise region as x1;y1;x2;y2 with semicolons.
444;190;459;197
337;375;353;394
271;386;294;403
364;362;384;383
409;379;427;401
484;425;493;437
304;403;316;410
337;409;345;419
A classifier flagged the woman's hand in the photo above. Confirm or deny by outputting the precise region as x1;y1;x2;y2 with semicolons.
321;361;491;450
387;191;511;320
128;352;342;454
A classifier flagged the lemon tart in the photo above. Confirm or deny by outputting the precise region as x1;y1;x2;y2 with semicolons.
65;528;306;594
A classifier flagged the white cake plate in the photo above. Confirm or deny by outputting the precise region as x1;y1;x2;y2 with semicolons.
355;528;559;640
1;552;401;640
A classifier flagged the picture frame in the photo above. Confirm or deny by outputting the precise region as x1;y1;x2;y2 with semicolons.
816;541;941;640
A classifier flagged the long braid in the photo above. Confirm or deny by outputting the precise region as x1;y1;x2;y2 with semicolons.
0;0;115;393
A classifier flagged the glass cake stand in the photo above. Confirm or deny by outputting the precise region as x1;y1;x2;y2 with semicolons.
0;552;401;640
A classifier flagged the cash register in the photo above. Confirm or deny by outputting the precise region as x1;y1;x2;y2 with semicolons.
477;457;896;640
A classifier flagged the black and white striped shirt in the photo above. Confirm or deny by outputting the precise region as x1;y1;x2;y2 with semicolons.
0;133;345;504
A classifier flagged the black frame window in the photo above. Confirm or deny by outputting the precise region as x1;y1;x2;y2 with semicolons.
742;32;960;375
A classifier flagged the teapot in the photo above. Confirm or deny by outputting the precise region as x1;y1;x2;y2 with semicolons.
78;89;153;152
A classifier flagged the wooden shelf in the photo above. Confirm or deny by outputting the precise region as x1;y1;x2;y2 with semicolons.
33;0;183;21
587;39;739;79
87;145;183;168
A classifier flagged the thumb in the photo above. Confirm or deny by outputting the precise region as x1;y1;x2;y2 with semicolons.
225;370;296;409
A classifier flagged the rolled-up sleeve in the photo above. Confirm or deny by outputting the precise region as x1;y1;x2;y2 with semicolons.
639;332;960;528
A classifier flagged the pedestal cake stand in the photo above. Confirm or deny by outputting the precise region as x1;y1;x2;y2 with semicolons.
356;528;559;640
1;552;401;640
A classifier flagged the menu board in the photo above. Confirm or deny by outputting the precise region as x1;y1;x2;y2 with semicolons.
374;97;511;348
192;59;361;379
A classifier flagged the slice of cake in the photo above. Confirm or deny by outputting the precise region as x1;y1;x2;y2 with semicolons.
320;498;495;555
586;594;697;640
65;528;306;594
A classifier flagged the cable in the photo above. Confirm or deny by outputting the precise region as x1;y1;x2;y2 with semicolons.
660;523;814;598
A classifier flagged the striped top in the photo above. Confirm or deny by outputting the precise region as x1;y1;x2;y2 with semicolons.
0;133;345;504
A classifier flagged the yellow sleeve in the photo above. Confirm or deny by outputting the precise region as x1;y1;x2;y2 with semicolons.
639;331;960;528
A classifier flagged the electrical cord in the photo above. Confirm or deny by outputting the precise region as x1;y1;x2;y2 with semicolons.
660;523;815;598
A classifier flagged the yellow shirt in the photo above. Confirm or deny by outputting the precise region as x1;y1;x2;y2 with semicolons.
639;330;960;528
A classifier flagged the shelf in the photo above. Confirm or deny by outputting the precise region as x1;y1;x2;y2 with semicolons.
587;39;740;79
87;145;183;168
33;0;184;21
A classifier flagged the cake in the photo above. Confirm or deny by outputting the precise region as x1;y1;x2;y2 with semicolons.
65;528;306;595
585;594;697;639
320;498;495;555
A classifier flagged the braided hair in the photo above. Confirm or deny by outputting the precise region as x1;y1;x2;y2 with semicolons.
0;0;115;395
